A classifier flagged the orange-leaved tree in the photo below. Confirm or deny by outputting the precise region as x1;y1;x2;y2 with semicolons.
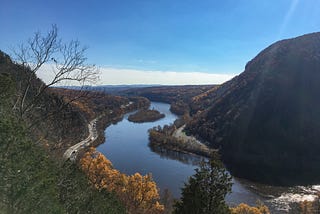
80;147;122;191
121;173;164;214
80;147;164;214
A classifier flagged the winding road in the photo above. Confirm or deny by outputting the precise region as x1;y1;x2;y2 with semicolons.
63;118;98;161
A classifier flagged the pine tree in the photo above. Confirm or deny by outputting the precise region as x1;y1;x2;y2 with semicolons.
174;152;232;214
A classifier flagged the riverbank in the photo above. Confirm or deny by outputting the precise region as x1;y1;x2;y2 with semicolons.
149;124;215;158
66;111;135;162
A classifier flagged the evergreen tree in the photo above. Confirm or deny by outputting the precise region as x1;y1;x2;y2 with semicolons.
174;152;232;214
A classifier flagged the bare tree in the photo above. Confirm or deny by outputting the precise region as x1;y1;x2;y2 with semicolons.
12;24;99;118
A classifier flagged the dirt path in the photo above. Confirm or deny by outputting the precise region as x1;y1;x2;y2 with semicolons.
173;125;203;145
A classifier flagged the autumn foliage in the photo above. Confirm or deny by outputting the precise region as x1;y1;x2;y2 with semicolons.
80;147;164;214
230;203;270;214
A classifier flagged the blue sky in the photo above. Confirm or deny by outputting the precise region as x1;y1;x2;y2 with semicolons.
1;0;320;84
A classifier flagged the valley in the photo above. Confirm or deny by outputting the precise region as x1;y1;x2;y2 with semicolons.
89;100;318;213
2;30;320;213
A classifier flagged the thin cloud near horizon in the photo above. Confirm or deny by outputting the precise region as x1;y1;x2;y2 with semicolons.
37;64;237;86
98;67;236;86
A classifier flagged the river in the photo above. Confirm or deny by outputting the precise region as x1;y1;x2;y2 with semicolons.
97;102;319;213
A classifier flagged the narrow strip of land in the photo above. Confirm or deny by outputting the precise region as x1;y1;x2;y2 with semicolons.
173;125;201;144
63;118;98;160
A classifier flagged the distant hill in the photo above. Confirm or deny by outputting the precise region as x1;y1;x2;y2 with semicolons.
117;85;214;102
185;32;320;185
61;84;161;95
120;85;216;115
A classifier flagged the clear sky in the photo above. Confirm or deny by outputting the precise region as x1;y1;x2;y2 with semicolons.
1;0;320;85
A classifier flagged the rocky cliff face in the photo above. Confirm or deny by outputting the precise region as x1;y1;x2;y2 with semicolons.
186;32;320;185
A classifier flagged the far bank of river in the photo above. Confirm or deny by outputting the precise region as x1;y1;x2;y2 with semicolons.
97;102;319;213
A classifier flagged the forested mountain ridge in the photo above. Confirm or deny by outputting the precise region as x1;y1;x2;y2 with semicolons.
185;32;320;185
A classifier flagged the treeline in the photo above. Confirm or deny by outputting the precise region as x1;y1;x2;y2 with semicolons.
121;85;214;104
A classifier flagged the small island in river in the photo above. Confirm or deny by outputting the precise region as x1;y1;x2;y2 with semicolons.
128;109;165;123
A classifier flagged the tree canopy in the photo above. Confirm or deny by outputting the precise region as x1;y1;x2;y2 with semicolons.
174;152;232;214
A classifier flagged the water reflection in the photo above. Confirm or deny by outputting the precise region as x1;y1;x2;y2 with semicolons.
149;145;205;166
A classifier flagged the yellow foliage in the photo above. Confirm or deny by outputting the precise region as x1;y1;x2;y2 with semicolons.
121;173;164;213
80;147;164;214
230;203;270;214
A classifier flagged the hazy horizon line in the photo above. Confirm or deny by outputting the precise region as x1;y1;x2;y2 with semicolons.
38;64;238;86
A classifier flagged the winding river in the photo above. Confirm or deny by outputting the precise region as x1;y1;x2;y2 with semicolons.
97;102;319;213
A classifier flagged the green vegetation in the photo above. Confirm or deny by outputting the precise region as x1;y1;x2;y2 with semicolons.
173;153;232;214
128;109;165;123
172;152;271;214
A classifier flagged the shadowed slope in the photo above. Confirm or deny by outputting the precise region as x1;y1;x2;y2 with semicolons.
186;32;320;185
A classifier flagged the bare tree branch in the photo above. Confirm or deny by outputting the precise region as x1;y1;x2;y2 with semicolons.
12;24;100;119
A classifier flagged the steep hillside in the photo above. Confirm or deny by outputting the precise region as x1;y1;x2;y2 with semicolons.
0;54;125;212
186;32;320;185
0;51;88;157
